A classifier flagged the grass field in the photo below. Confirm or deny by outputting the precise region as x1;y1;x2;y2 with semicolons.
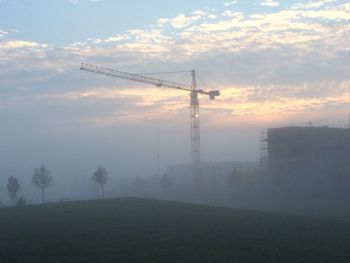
0;198;349;263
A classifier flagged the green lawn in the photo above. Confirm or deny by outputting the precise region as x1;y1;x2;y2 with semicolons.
0;198;349;263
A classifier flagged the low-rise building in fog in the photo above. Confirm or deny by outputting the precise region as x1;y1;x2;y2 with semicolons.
167;161;258;187
263;126;350;191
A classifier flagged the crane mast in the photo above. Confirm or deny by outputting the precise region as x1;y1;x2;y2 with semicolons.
80;63;220;177
190;71;200;177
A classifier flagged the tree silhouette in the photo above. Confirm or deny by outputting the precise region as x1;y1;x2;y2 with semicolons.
16;196;27;206
7;176;20;205
92;166;109;199
32;164;52;204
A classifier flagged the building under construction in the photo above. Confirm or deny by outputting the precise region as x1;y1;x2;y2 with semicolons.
260;126;350;191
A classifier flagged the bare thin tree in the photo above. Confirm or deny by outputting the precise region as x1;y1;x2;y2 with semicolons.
92;166;109;199
7;176;20;205
33;164;52;204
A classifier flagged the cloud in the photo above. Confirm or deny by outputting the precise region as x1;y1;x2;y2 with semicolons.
73;1;349;63
223;1;238;7
1;0;350;127
261;0;280;7
292;0;338;10
0;30;8;39
0;40;42;49
156;11;209;29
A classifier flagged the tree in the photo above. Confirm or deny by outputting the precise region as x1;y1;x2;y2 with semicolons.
32;164;52;204
16;196;27;206
7;176;20;205
92;166;109;199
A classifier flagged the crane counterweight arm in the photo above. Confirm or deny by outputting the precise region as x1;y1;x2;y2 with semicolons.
80;63;220;100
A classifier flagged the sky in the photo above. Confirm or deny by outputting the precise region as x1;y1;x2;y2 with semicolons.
0;0;350;202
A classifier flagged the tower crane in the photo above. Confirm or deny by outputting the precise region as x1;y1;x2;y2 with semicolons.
80;63;220;176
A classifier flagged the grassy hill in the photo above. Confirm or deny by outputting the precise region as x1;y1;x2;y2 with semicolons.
0;198;349;263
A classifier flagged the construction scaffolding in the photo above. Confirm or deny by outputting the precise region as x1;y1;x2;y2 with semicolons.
259;129;268;172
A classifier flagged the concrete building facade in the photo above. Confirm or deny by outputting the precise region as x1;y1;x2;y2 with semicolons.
266;126;350;191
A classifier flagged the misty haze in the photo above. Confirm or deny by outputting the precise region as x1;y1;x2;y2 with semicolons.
1;0;350;262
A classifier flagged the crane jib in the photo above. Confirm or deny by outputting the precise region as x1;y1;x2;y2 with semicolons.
80;63;220;100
